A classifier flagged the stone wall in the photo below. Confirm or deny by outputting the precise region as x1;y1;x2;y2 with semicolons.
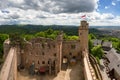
21;37;62;74
0;47;17;80
83;53;93;80
21;37;82;74
62;40;81;61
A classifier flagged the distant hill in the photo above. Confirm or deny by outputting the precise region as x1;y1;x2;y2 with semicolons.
90;26;120;30
0;25;120;37
0;25;79;35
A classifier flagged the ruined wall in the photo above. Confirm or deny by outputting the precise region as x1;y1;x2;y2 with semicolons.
62;40;81;60
21;36;84;73
22;37;61;71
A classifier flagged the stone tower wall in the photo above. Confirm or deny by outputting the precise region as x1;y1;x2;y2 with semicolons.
79;21;89;54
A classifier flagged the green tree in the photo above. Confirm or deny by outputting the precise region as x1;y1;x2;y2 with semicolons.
24;35;34;41
35;32;46;37
89;33;96;39
35;29;60;39
116;41;120;52
89;39;93;53
91;45;104;59
9;33;25;49
45;28;54;34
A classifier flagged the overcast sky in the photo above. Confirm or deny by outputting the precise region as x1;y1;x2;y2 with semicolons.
0;0;120;26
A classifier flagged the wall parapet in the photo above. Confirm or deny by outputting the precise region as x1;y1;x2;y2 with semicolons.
89;54;103;80
83;55;93;80
83;51;102;80
0;47;17;80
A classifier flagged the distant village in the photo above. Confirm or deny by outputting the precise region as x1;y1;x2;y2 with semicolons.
97;29;120;38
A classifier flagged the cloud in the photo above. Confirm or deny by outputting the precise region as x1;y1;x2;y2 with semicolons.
43;0;98;13
1;9;10;13
105;6;109;9
9;0;24;4
36;15;47;19
0;0;98;14
112;2;116;6
9;14;20;19
0;0;120;26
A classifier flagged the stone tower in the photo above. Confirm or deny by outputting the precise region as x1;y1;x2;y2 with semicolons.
79;20;89;54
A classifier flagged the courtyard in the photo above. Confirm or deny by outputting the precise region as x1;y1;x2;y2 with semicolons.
18;62;84;80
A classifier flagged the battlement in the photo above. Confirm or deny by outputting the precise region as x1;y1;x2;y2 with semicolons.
79;20;89;30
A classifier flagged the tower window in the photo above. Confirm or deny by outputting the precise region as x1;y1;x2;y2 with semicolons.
53;45;55;48
48;61;49;64
42;43;44;48
118;65;119;67
42;52;44;55
54;53;56;57
48;44;51;49
69;52;72;56
38;61;39;64
42;61;45;64
71;45;76;49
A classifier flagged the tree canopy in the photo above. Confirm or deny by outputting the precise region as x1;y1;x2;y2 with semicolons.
91;45;104;59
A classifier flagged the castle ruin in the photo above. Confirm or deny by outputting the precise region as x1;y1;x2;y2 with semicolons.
0;21;103;80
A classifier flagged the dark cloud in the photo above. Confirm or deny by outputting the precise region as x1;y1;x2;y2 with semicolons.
0;0;97;14
10;14;20;19
1;10;10;13
50;0;97;13
2;14;20;19
36;15;47;18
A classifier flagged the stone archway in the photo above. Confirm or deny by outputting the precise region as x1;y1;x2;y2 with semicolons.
62;56;68;70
